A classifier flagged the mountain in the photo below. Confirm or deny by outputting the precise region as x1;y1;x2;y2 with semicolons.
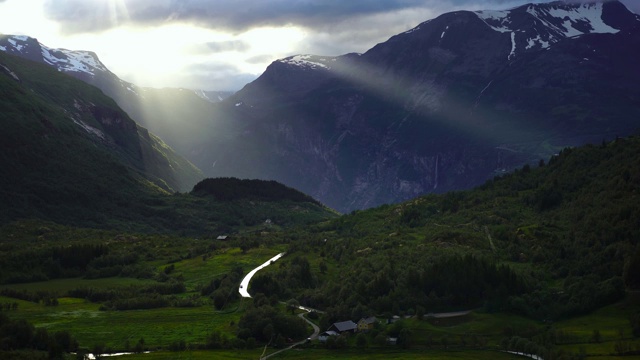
0;34;233;165
0;49;202;224
4;1;638;214
197;0;640;212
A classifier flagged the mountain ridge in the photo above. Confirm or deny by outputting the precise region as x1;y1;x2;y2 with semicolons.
3;0;639;213
205;0;640;212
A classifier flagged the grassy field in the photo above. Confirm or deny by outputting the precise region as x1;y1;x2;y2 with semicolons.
115;348;531;360
3;295;244;350
171;246;286;290
3;277;156;293
0;246;292;351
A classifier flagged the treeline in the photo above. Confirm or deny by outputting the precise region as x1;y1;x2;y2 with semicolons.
0;313;77;359
199;266;243;310
253;252;526;325
0;243;109;284
0;242;160;284
192;177;322;205
0;279;189;311
508;276;625;320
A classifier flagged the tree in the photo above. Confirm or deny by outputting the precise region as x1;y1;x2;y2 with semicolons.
356;333;368;349
374;333;387;347
286;298;300;314
398;328;412;349
319;261;328;274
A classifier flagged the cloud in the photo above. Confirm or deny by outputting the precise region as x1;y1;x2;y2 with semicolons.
245;54;276;64
43;0;558;35
205;40;250;53
184;61;258;90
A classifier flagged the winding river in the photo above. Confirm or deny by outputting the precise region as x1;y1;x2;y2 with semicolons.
239;252;285;298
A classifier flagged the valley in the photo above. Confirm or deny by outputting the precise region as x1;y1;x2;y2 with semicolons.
1;135;640;359
1;1;640;359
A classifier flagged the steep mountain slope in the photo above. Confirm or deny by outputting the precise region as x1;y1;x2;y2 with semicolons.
0;34;232;164
0;50;203;194
202;0;640;212
0;50;200;224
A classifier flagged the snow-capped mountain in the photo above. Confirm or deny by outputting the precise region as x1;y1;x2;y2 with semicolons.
474;1;632;56
0;35;109;76
0;34;232;102
0;34;233;165
202;0;640;212
3;0;639;212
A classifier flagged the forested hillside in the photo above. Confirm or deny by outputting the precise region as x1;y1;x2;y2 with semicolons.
255;136;640;323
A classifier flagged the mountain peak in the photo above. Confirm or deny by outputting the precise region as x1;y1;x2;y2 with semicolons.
0;34;110;77
276;54;337;70
464;0;640;59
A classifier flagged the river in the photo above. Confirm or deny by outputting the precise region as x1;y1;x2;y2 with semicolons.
239;252;285;297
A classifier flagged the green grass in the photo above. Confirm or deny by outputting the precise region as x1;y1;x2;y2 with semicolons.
172;246;286;290
6;298;243;349
112;348;538;359
0;247;294;350
2;277;155;293
116;349;264;359
271;349;530;359
551;298;640;357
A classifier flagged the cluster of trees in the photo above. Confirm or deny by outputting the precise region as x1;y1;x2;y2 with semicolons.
0;243;109;284
65;280;190;311
0;302;18;311
0;289;58;306
192;177;322;205
0;241;157;284
236;294;308;343
0;313;77;359
275;253;527;322
508;276;625;319
199;267;243;310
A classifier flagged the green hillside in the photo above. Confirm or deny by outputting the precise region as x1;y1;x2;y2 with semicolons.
267;136;640;320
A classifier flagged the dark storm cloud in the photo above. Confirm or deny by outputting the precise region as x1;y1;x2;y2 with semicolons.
43;0;424;33
43;0;582;35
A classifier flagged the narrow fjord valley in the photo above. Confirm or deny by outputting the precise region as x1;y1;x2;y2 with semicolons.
1;1;640;359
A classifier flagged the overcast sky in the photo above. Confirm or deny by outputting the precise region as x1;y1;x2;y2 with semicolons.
0;0;638;90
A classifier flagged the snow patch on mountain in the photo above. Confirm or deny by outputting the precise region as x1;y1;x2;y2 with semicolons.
475;10;512;33
71;117;105;140
546;3;619;36
526;35;550;49
280;55;333;70
41;47;108;75
508;32;516;60
7;38;24;52
475;2;620;57
440;25;449;39
0;35;109;77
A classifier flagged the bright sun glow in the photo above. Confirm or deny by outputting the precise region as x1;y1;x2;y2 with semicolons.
0;0;58;43
0;0;307;89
